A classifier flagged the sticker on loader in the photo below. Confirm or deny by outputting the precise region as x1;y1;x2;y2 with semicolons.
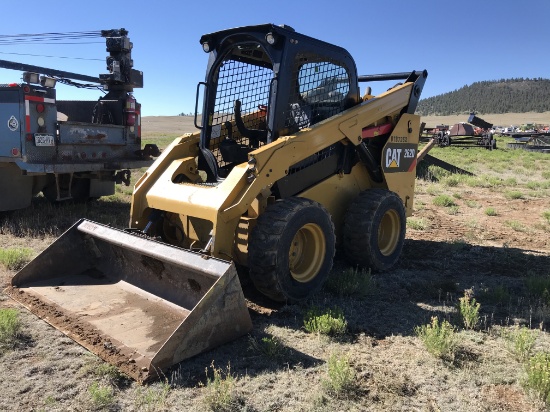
382;142;417;173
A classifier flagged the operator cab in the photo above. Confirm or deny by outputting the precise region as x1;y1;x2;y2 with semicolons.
195;24;360;182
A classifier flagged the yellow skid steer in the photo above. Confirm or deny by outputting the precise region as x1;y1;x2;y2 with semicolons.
8;24;427;381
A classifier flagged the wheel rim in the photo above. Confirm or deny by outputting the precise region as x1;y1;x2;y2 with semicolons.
289;223;326;283
378;209;401;256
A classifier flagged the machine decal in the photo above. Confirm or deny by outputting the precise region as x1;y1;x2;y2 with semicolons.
382;142;417;173
362;122;393;139
7;115;18;131
211;124;221;139
389;135;408;143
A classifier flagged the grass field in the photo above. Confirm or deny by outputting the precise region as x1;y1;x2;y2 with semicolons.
0;115;549;411
422;112;550;129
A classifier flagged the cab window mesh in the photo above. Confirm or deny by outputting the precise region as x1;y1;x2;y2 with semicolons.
211;58;273;167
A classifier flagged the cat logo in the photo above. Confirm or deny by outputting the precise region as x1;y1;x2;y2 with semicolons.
382;143;417;174
385;148;402;168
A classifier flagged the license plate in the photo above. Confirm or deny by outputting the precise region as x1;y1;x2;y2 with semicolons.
35;134;55;147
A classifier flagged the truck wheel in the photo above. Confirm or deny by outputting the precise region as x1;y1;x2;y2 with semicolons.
343;189;406;271
248;197;335;302
43;177;90;203
70;178;91;202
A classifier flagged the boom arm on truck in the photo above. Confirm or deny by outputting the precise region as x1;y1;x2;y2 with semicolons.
0;28;157;211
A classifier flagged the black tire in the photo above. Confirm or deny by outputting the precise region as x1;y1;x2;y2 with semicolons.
343;189;406;271
248;197;335;302
157;214;186;246
70;178;91;202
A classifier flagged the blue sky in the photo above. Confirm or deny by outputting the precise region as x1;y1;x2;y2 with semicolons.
0;0;547;116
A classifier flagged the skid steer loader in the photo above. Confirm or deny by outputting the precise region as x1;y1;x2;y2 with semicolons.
7;24;427;381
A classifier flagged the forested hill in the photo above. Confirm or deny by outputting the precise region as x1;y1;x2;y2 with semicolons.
416;78;550;115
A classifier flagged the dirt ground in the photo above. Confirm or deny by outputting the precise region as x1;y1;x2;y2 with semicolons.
0;115;549;411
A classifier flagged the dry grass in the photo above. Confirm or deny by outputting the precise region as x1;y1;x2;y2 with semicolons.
0;115;549;411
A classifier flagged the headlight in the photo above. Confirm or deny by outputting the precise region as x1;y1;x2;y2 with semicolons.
265;32;278;45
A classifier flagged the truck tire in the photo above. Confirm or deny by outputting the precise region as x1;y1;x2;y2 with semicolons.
43;177;90;203
248;197;335;302
343;189;405;271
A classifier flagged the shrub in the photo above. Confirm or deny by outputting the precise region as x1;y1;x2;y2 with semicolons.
414;201;426;211
504;190;524;200
458;293;480;330
526;275;550;304
432;195;456;207
323;353;356;398
248;335;287;359
485;176;502;187
0;308;21;350
524;352;550;405
407;218;428;230
442;176;461;187
134;381;170;412
504;177;518;186
325;267;373;298
427;166;450;181
88;382;115;409
415;317;459;361
426;185;442;196
447;205;460;215
506;326;538;361
43;396;56;407
504;220;527;232
527;181;541;190
484;207;497;216
543;210;550;224
304;307;347;337
202;362;237;411
93;362;128;384
0;247;33;270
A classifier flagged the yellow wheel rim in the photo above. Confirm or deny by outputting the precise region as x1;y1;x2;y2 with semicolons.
289;223;326;283
378;209;401;256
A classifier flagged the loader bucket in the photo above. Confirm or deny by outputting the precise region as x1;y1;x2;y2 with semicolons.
7;219;252;382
